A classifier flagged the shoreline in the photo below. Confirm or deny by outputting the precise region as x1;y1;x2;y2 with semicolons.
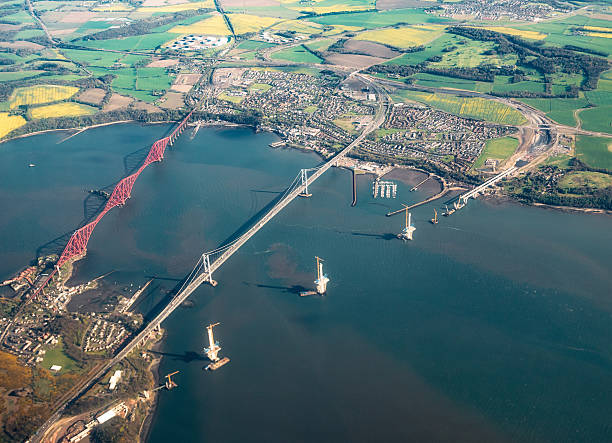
139;329;166;443
0;119;179;145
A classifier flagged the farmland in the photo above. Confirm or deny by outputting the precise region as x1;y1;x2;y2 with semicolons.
0;113;27;138
575;136;612;171
271;45;323;64
229;14;281;35
354;25;444;49
479;26;547;40
396;91;527;125
558;171;612;191
168;14;228;35
473;136;518;169
8;85;79;109
30;103;96;119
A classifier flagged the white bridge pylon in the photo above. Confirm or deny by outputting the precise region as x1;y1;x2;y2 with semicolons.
299;168;313;197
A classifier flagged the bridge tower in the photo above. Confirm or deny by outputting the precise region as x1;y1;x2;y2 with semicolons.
202;253;218;287
397;205;416;241
204;323;221;362
299;169;312;197
314;256;329;294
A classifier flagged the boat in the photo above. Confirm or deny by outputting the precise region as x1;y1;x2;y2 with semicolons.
299;290;317;297
28;163;35;167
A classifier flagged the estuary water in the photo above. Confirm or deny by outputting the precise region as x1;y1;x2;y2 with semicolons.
1;124;611;442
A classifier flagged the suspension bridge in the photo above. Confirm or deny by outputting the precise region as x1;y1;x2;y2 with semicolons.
31;78;387;442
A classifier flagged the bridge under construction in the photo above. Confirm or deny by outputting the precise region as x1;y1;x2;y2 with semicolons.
30;74;387;442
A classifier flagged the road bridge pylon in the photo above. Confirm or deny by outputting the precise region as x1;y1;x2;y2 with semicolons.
299;169;312;197
202;253;218;287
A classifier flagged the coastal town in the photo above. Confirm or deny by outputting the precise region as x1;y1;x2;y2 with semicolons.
0;0;611;441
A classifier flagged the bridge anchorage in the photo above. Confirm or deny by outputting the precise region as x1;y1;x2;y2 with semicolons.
299;168;312;197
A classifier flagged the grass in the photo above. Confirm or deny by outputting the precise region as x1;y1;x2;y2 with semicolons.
397;90;527;125
270;45;322;63
41;338;78;373
76;33;174;51
236;40;276;51
0;112;27;138
473;136;518;169
249;83;272;92
0;70;43;82
138;0;214;12
30;102;96;119
575;135;612;170
9;85;79;109
432;40;517;69
558;171;612;190
333;118;357;134
218;92;245;104
304;105;317;114
354;25;444;49
169;13;227;35
311;8;447;28
579;106;612;134
520;97;589;127
228;13;280;35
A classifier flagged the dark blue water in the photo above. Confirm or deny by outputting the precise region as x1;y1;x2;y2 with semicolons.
1;125;611;442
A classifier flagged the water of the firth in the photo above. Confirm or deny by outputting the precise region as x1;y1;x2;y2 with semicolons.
0;124;611;443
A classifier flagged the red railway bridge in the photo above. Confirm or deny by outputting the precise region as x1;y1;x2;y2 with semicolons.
32;110;194;298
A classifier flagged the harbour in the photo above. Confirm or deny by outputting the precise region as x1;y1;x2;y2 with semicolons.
0;124;611;442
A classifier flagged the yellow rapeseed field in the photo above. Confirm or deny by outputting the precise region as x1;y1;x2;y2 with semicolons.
481;26;546;40
228;14;280;35
139;1;214;12
586;32;612;39
325;25;364;35
286;1;375;14
30;103;95;119
408;91;526;125
169;14;229;35
354;26;444;49
0;113;26;138
272;19;324;35
9;85;79;109
582;26;612;33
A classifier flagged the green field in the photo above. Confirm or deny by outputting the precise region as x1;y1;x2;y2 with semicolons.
396;90;527;125
236;40;276;51
270;45;322;63
0;71;44;82
530;15;612;57
473;136;519;169
311;8;448;29
579;106;612;134
41;338;78;373
520;97;589;127
558;171;612;190
575;135;612;170
76;32;174;51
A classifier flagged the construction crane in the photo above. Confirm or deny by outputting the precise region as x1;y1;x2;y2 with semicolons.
204;323;221;362
397;204;416;241
430;208;438;224
153;371;179;391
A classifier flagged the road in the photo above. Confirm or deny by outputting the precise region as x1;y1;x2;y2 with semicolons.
32;73;388;443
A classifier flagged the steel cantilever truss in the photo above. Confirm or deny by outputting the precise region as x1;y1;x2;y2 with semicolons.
34;110;194;297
